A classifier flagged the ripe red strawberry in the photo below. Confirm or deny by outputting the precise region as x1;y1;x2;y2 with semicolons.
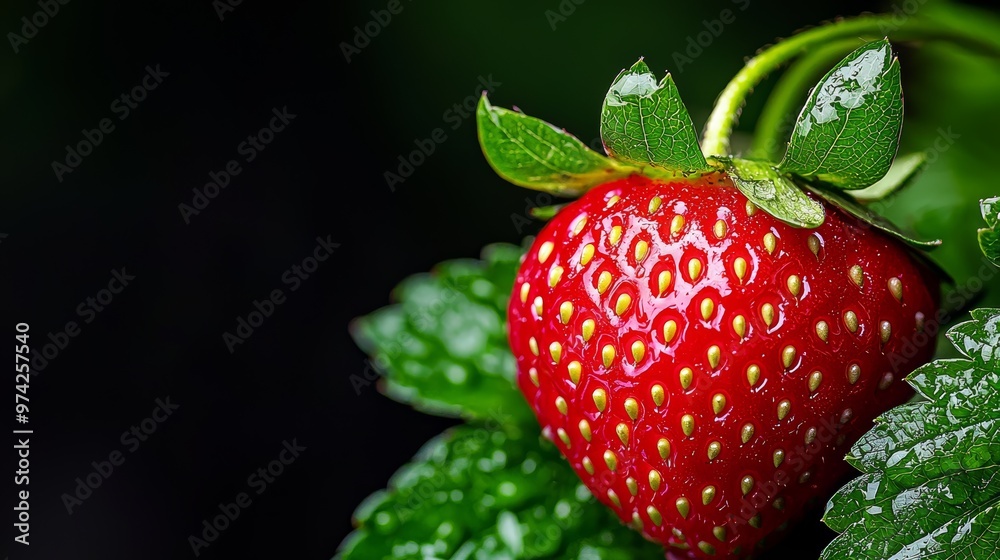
508;173;939;558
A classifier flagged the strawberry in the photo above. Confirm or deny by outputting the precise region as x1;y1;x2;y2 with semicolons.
508;173;939;558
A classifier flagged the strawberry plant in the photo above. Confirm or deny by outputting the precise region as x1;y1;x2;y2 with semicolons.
341;8;1000;560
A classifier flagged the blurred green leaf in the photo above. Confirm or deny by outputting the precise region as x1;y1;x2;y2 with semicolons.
978;197;1000;267
350;243;533;424
781;40;902;190
477;95;638;197
346;242;663;559
600;59;708;172
821;308;1000;560
721;157;825;228
337;424;661;560
529;204;567;221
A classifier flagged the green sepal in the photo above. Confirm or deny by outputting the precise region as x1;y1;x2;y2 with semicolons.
851;152;927;202
477;94;639;197
349;243;534;424
780;40;903;190
600;59;709;172
977;197;1000;266
718;157;825;228
803;183;943;250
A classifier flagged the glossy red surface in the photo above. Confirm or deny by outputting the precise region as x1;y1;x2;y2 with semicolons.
508;174;939;558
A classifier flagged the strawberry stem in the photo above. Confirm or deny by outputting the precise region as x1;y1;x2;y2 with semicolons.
700;14;1000;158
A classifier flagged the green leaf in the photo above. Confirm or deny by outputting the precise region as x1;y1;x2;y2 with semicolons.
803;183;943;251
820;309;1000;560
477;94;638;197
600;59;709;172
978;197;1000;267
350;243;533;423
337;424;661;560
780;40;903;190
850;152;927;202
721;157;825;228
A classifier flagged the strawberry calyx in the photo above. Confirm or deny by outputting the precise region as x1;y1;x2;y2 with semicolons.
478;39;943;253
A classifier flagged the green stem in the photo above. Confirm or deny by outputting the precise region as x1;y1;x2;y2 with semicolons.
748;38;863;161
700;15;1000;157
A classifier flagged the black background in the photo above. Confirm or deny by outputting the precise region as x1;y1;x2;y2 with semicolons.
1;1;991;559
